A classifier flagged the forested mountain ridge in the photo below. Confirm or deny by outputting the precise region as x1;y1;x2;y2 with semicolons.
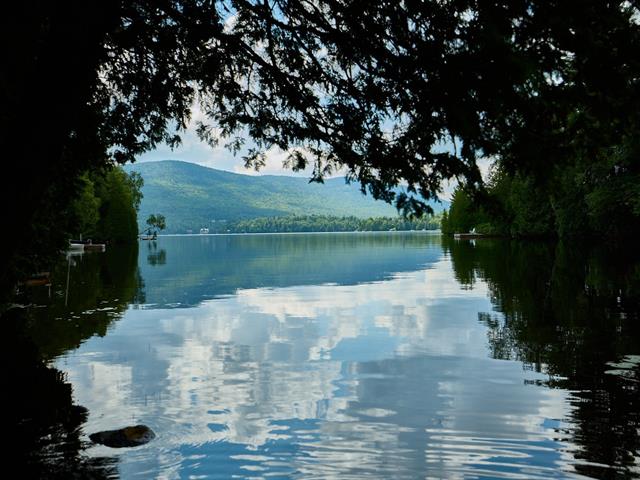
125;161;449;233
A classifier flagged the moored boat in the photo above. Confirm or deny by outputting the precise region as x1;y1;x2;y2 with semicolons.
68;240;85;251
68;239;106;252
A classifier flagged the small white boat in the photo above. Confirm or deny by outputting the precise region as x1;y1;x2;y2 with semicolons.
199;227;209;234
68;241;85;251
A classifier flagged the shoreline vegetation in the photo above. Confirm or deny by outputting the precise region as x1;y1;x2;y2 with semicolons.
70;167;143;245
0;165;143;304
161;214;440;235
440;145;640;240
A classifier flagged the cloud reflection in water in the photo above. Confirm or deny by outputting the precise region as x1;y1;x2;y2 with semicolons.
57;243;574;479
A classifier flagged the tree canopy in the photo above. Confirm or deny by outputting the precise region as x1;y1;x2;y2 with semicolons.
204;1;640;211
2;1;639;293
441;137;640;238
70;168;143;243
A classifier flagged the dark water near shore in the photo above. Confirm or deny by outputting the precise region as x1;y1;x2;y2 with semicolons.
6;233;640;479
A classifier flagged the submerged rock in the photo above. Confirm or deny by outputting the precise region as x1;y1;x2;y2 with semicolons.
89;425;155;448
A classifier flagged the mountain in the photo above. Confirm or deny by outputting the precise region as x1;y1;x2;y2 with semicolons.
124;160;449;233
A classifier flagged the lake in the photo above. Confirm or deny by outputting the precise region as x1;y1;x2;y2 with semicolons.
8;233;640;479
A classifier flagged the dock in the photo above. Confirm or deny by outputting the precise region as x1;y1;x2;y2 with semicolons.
453;233;486;239
68;239;106;253
84;243;106;252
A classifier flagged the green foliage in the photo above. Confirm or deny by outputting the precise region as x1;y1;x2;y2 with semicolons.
126;171;144;212
145;214;167;235
93;167;140;244
441;187;498;235
443;174;558;238
548;167;590;238
446;188;479;234
474;168;557;237
68;167;142;243
210;215;439;234
70;175;101;238
440;211;450;234
582;141;640;238
444;139;640;238
507;175;555;237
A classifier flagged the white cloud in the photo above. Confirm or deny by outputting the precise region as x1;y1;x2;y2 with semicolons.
57;253;573;478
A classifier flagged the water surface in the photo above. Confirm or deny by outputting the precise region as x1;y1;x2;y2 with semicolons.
10;233;640;479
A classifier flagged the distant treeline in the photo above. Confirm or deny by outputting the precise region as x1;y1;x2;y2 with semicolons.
204;215;440;234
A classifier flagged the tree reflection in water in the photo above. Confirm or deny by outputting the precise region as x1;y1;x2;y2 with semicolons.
444;237;640;478
146;240;166;267
4;244;143;478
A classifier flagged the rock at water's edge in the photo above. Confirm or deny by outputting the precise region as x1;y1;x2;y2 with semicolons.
89;425;155;448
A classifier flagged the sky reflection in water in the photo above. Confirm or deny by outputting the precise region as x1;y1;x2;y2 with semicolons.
51;234;636;479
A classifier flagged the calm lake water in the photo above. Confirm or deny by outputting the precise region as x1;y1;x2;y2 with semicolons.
8;233;640;479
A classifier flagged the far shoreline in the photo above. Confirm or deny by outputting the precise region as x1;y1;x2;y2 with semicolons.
145;230;443;237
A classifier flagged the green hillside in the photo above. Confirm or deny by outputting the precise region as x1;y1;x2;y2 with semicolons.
124;160;448;233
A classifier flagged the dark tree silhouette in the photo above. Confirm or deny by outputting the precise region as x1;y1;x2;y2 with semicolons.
2;1;639;295
4;243;142;477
